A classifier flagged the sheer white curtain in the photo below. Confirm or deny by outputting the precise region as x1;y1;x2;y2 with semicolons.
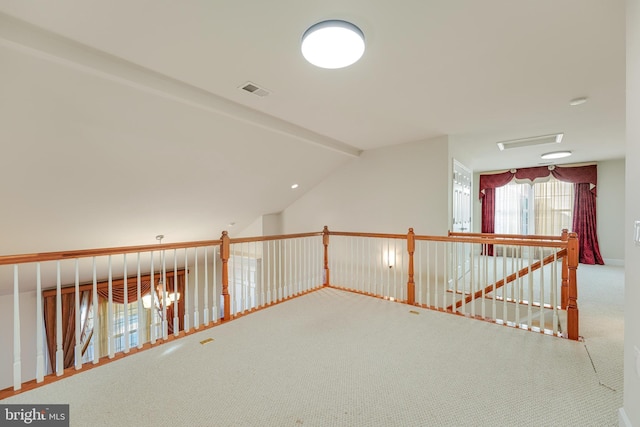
495;176;573;235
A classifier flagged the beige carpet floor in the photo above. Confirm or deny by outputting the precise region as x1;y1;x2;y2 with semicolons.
4;264;624;426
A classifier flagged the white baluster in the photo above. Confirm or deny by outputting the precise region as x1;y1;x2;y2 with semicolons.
136;253;143;348
481;244;487;319
184;248;190;331
289;238;293;296
539;247;545;332
173;250;180;334
123;254;130;353
108;256;115;356
204;247;209;325
471;243;476;318
416;242;422;305
35;263;44;382
228;244;232;317
149;253;156;344
75;259;82;368
162;249;168;339
93;257;101;360
552;251;558;335
453;241;458;311
213;247;218;322
193;247;199;329
13;265;22;390
443;241;448;311
278;240;283;300
502;245;508;323
434;242;438;309
492;246;497;321
515;247;521;327
241;243;247;310
55;262;63;374
425;242;430;308
361;238;366;292
266;241;271;304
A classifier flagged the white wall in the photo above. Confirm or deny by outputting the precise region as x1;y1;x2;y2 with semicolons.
623;0;640;425
597;159;625;264
282;136;450;236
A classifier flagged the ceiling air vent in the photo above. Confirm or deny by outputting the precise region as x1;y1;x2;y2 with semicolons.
239;81;270;97
496;133;564;151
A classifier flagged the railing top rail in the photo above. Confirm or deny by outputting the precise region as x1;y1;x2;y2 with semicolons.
448;231;564;241
229;232;323;245
327;230;567;248
415;235;567;248
0;239;222;266
0;228;570;266
328;231;407;239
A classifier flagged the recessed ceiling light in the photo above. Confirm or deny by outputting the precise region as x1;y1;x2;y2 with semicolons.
541;151;572;160
291;184;299;189
301;20;365;69
569;97;588;106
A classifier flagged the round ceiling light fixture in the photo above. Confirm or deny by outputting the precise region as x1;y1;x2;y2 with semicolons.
541;151;572;160
301;20;365;69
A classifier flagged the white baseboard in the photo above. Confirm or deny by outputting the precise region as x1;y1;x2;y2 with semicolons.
604;258;625;266
619;407;633;427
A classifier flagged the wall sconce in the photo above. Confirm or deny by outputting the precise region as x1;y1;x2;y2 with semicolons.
383;250;396;268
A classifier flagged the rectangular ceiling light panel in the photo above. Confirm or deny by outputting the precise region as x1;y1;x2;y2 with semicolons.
496;133;564;151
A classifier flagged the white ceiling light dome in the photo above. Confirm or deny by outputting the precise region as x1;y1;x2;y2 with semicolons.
301;20;365;69
541;151;572;160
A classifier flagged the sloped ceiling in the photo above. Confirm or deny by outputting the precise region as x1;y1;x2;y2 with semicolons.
0;1;626;256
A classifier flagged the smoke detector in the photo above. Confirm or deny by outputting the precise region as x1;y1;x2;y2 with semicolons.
239;81;270;97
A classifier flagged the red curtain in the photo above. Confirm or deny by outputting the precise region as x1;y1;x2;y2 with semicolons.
572;183;604;264
43;291;92;372
481;188;496;256
479;164;602;264
478;165;597;198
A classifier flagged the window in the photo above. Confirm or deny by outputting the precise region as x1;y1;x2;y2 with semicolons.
82;301;144;362
495;176;573;235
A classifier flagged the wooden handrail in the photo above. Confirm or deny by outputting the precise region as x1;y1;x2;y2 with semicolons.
229;232;323;244
417;235;566;248
448;231;564;241
0;239;221;266
447;249;567;311
328;231;407;239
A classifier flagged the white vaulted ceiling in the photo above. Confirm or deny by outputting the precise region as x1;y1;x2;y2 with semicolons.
0;1;625;255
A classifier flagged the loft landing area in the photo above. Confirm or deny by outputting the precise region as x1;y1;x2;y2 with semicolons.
0;226;580;397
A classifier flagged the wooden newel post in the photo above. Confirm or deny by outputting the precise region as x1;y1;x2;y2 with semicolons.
220;231;231;321
566;232;579;340
407;228;415;305
323;226;330;287
560;229;569;309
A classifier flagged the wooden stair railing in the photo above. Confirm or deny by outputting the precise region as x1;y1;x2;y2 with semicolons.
446;248;568;311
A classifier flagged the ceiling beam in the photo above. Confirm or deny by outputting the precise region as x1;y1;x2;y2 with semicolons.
0;12;362;158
